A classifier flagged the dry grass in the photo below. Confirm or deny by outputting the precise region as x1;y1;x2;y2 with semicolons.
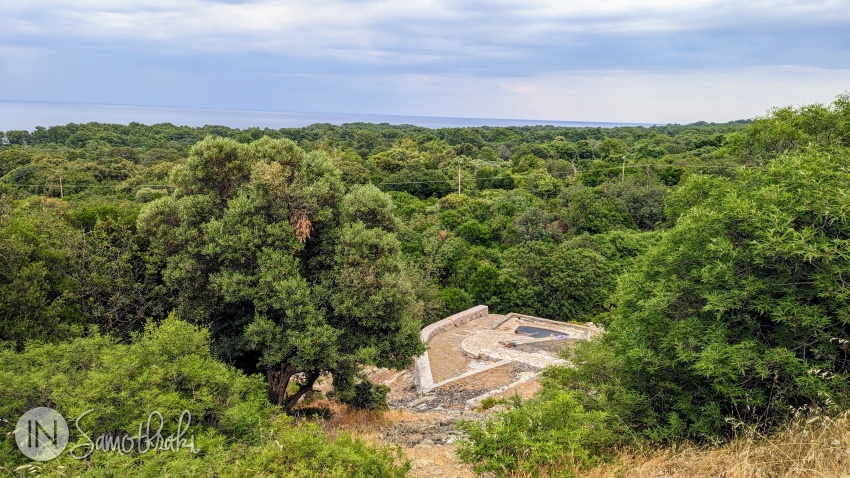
584;410;850;478
292;397;389;438
294;396;850;478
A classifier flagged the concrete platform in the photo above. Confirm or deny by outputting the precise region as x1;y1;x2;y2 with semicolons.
413;306;601;395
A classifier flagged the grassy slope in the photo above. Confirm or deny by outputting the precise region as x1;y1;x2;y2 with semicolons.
584;410;850;478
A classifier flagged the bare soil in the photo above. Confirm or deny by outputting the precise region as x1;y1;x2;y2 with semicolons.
426;314;508;383
426;328;477;383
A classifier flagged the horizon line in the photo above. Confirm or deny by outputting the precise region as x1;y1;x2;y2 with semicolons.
0;99;713;130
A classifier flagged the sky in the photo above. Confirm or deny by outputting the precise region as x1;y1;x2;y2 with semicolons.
1;0;850;124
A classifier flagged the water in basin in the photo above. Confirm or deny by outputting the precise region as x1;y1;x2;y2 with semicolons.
515;326;568;339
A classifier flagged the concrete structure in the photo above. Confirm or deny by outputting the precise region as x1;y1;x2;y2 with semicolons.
413;306;601;395
414;305;489;393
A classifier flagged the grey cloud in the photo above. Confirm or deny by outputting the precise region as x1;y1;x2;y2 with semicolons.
2;0;849;122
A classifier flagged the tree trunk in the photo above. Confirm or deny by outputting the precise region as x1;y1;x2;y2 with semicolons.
267;364;321;413
282;371;320;412
267;363;297;406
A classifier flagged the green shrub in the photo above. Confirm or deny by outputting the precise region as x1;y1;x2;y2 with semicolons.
346;381;390;411
437;286;474;315
455;219;492;246
477;396;509;411
551;149;850;442
458;391;621;477
0;315;408;477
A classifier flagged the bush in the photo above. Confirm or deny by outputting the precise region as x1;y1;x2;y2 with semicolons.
557;149;850;441
437;286;474;316
455;219;492;246
0;316;408;477
346;381;391;411
458;392;621;477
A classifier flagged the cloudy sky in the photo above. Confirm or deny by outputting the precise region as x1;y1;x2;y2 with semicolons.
1;0;849;124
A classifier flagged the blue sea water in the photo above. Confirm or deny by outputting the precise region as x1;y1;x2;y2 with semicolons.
0;100;652;131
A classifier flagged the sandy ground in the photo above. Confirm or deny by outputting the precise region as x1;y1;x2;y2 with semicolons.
426;327;477;383
426;314;509;383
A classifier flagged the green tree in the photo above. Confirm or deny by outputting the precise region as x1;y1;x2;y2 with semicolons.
59;205;166;336
549;137;579;177
598;137;629;161
563;149;850;440
725;93;850;162
501;242;614;322
468;264;503;305
438;287;474;315
513;154;545;174
562;185;636;235
318;222;424;384
575;139;596;160
4;130;31;145
340;184;399;231
0;225;62;343
382;164;452;199
531;174;564;199
601;177;669;230
138;136;423;411
455;219;492;246
368;138;421;173
476;166;515;190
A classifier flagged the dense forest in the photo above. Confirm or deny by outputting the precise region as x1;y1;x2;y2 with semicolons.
2;94;849;476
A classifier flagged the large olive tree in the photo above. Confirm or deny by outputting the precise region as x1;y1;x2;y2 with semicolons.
138;136;423;410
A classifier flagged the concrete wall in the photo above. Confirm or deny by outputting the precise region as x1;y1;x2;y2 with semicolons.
413;305;488;393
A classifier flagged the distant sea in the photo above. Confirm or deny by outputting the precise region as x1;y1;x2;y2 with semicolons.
0;100;653;131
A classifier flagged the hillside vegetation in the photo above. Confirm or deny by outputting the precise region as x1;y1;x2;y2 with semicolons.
1;94;849;476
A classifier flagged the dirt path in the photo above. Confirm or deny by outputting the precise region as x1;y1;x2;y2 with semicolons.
364;363;543;477
378;410;479;478
305;363;545;478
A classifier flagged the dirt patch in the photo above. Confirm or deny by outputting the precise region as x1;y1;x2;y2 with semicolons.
425;314;509;384
312;405;484;478
377;410;486;478
426;328;477;383
367;367;419;403
393;361;540;411
379;414;463;447
491;376;541;401
441;361;537;394
406;443;478;478
378;415;479;478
